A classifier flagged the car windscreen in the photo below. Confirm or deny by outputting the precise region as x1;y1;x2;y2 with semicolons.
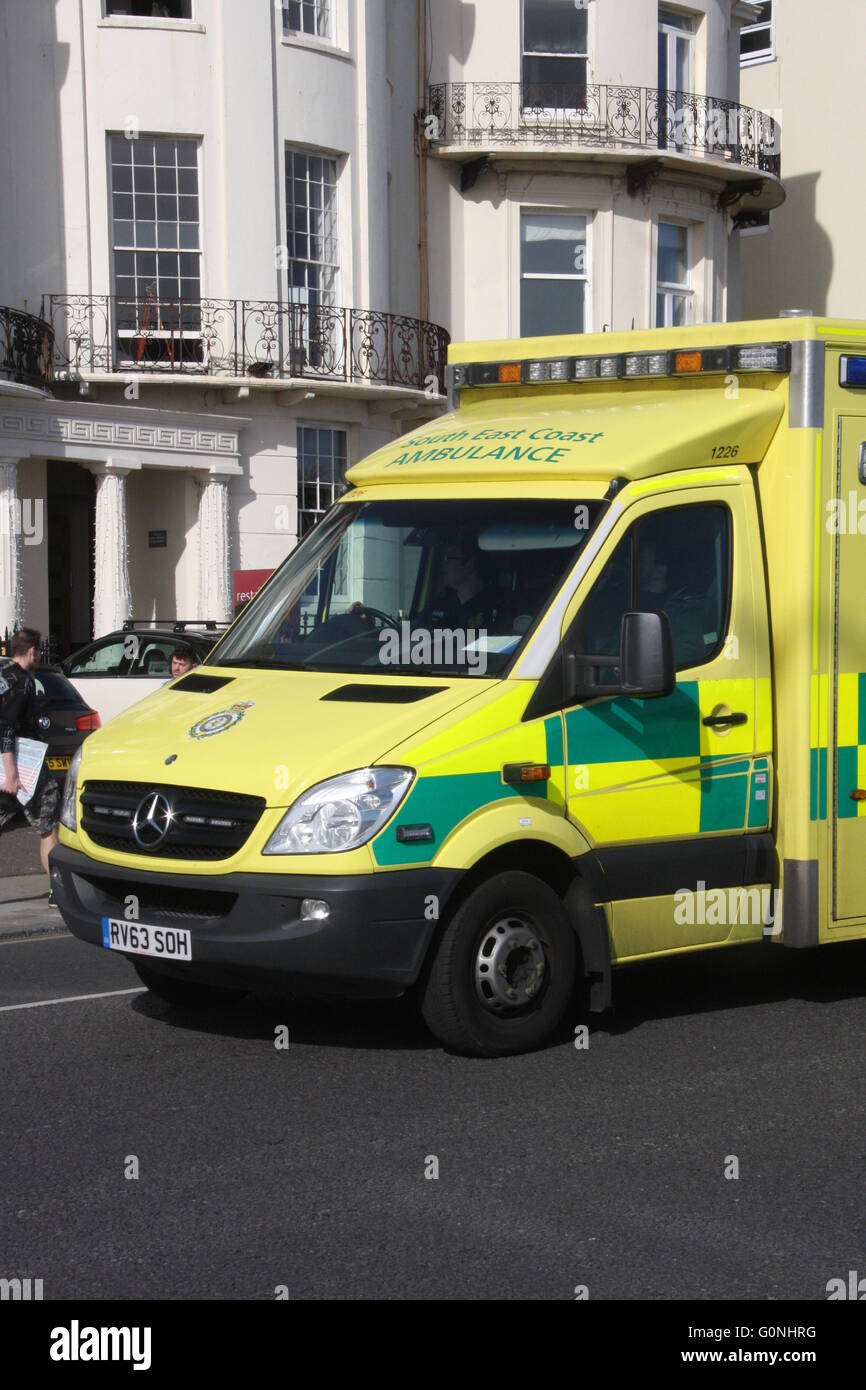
212;497;605;678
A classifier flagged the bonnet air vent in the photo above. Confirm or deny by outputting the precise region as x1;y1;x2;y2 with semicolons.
171;674;235;695
321;685;447;704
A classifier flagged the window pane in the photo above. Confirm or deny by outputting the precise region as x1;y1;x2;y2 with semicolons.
657;222;687;284
675;34;689;91
656;291;666;328
522;212;587;276
524;0;588;55
659;7;695;32
741;26;772;56
522;55;587;95
636;507;728;668
574;533;631;662
521;277;585;337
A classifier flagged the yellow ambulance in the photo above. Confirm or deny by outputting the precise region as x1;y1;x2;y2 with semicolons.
51;316;866;1054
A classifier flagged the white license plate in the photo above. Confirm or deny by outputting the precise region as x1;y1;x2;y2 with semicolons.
101;917;192;962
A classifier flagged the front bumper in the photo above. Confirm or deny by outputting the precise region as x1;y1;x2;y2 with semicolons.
50;844;461;999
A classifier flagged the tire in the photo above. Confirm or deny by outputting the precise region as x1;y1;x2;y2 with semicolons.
132;960;246;1009
420;871;577;1056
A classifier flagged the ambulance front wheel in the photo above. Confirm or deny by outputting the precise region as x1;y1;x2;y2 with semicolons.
420;871;577;1056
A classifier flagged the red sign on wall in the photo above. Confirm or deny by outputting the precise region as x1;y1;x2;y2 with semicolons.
233;569;274;610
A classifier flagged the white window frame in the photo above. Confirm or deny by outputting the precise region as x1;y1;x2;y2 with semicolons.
519;208;592;338
285;147;341;311
740;1;775;67
107;133;204;369
102;0;196;21
654;219;694;328
658;8;696;94
520;0;593;113
282;0;332;43
296;424;349;542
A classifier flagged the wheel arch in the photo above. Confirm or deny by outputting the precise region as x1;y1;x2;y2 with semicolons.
426;839;612;1014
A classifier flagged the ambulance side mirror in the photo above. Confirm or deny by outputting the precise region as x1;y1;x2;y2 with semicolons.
620;611;675;699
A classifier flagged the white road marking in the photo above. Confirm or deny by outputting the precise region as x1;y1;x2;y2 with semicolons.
0;987;146;1013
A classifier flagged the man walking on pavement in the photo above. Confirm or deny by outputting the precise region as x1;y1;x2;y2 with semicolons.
0;627;60;900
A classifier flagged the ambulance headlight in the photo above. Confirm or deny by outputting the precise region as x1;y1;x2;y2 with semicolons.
263;767;414;855
60;747;82;832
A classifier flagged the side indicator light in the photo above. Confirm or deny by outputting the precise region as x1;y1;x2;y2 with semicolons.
498;363;522;384
502;763;552;785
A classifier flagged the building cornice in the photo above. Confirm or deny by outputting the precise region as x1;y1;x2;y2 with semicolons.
0;398;246;474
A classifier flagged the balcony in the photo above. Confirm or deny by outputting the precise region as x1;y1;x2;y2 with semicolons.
0;305;55;393
41;295;450;396
427;82;782;205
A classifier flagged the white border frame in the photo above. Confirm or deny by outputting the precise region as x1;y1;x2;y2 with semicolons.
100;0;201;28
651;216;698;328
516;206;594;339
740;1;775;67
283;143;346;313
519;0;594;106
105;131;206;366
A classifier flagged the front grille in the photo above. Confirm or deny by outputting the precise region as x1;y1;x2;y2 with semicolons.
81;781;266;861
82;875;236;921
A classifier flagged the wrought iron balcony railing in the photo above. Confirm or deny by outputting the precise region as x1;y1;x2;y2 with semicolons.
0;305;55;391
427;82;781;177
41;295;450;393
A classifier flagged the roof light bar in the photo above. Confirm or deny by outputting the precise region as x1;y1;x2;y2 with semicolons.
445;342;791;397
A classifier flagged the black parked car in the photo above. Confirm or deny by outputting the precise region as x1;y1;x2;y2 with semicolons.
33;667;101;787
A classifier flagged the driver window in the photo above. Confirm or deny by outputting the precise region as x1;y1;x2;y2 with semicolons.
568;503;730;677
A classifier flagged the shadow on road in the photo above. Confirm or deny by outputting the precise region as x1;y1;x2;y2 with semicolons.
125;938;866;1054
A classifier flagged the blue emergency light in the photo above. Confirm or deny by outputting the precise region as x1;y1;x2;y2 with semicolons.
840;356;866;387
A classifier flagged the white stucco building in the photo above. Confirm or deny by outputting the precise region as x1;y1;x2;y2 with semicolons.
0;0;448;651
739;0;866;319
0;0;783;652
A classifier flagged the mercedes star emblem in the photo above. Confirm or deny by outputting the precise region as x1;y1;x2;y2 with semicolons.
132;792;173;851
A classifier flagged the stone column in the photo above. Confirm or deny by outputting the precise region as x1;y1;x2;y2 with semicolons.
92;467;132;637
196;474;232;623
0;458;21;641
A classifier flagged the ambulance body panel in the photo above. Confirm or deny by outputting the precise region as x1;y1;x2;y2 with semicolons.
50;317;866;1053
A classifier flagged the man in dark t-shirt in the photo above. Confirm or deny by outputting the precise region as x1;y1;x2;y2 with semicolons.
0;627;60;894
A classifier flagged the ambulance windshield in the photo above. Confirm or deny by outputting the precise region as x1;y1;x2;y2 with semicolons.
213;498;604;678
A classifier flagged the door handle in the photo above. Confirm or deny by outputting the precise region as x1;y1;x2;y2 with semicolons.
702;712;748;729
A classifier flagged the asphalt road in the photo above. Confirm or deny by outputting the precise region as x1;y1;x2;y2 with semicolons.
0;928;864;1300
